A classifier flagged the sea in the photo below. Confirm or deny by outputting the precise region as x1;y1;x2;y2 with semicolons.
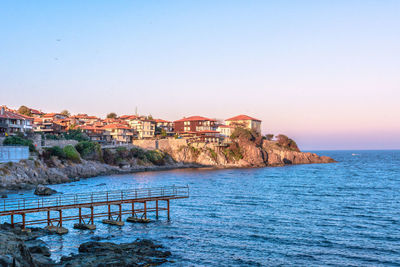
2;150;400;266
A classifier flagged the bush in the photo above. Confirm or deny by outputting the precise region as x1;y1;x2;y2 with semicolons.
230;128;257;141
63;145;81;163
3;136;36;152
208;148;218;162
276;134;300;152
224;142;243;161
130;147;147;160
63;129;89;142
145;150;165;165
45;146;66;159
75;141;102;160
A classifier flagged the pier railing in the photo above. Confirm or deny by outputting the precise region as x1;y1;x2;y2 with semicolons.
0;185;189;213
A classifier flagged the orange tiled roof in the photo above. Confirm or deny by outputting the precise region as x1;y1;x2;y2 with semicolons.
174;116;216;123
225;114;261;122
102;123;131;130
154;119;170;123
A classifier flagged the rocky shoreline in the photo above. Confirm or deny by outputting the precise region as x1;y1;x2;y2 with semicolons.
0;223;172;267
0;138;336;191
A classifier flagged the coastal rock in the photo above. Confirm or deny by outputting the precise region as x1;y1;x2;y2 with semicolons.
34;185;57;196
0;224;53;267
60;239;171;266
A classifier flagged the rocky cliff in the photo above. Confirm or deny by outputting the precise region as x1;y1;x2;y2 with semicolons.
0;132;335;190
160;132;335;168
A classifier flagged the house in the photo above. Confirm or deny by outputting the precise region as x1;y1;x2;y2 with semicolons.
0;107;34;136
174;116;217;134
78;125;106;143
154;119;174;136
225;115;262;134
217;124;235;138
102;123;134;144
129;119;155;139
29;108;44;118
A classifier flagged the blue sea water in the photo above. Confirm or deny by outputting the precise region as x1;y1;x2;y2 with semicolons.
3;150;400;266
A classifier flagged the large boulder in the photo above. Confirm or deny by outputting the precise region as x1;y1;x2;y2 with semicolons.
34;185;57;196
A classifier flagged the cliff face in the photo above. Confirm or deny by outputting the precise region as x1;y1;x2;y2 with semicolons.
160;137;335;168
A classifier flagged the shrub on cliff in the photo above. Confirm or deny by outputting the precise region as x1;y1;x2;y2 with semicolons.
102;148;116;165
75;141;102;160
224;142;243;162
145;150;165;165
130;147;147;160
63;145;81;163
63;129;89;142
43;146;66;159
276;134;300;152
3;136;36;152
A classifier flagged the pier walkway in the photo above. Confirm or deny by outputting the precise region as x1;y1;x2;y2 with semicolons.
0;185;189;229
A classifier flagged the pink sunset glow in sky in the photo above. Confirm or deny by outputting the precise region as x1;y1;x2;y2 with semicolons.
1;1;399;150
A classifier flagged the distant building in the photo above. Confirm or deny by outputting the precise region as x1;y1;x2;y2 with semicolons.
174;116;217;133
225;115;262;134
217;124;235;138
102;123;134;144
0;107;33;136
154;119;174;136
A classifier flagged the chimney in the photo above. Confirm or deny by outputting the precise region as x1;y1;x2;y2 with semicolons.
0;107;4;115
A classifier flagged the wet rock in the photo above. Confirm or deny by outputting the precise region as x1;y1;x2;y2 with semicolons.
1;194;7;198
44;226;69;235
34;185;57;196
26;239;51;257
73;223;96;230
60;239;171;267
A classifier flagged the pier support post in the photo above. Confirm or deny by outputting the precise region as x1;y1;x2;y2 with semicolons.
118;204;122;222
156;200;158;219
144;201;147;220
132;202;135;217
47;211;50;226
78;208;82;224
59;210;63;227
167;199;170;221
90;206;94;224
108;205;111;220
11;214;14;228
21;213;25;229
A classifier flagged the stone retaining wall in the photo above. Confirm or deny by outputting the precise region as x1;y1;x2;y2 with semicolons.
43;140;79;148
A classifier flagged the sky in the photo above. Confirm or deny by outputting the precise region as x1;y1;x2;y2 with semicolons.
1;1;399;150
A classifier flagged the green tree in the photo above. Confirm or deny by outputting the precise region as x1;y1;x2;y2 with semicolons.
147;114;153;120
17;106;32;117
107;112;117;119
60;110;70;117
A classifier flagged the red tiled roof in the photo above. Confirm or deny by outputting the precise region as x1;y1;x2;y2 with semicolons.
42;113;61;118
120;115;138;120
102;123;131;130
174;116;216;123
225;114;261;122
154;119;170;123
0;110;26;120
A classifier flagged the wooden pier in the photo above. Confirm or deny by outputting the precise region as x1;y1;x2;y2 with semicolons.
0;185;189;230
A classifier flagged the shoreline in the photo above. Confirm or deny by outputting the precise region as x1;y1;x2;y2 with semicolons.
0;157;337;193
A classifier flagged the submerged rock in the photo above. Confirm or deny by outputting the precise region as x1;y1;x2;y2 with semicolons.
34;185;57;196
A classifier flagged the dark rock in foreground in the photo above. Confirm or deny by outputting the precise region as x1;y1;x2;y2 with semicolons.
0;223;172;267
60;239;171;267
34;185;57;196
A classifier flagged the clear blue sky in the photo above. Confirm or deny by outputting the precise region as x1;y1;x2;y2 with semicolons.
1;1;399;150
